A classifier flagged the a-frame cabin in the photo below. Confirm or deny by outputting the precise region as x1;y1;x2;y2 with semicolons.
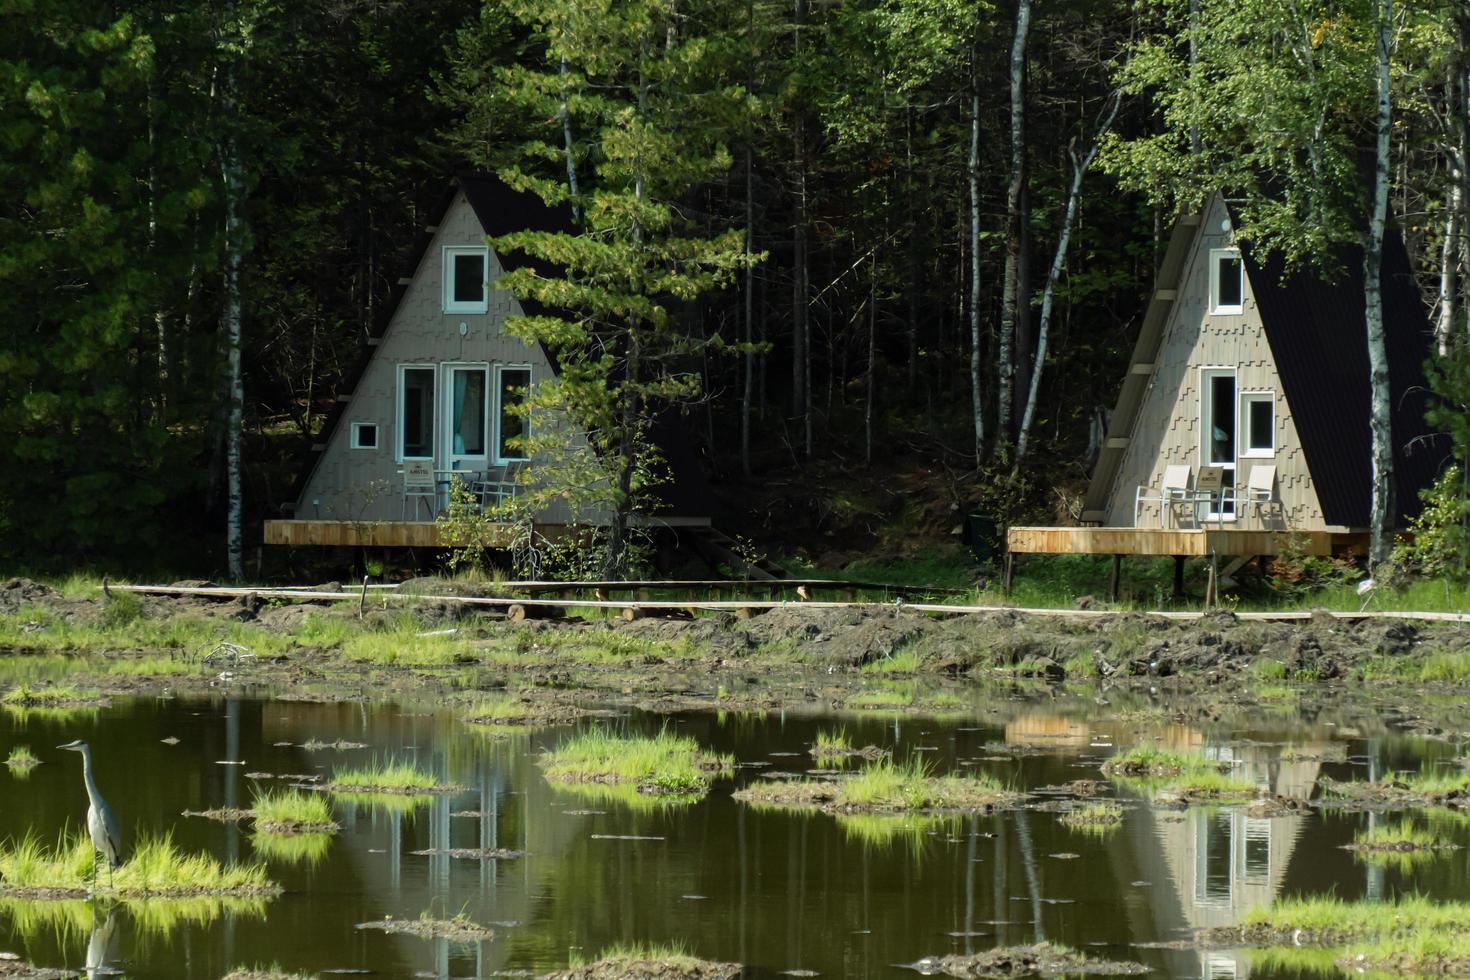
1008;193;1441;581
263;173;712;549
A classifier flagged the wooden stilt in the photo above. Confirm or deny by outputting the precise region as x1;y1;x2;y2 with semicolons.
1109;555;1122;603
1003;554;1015;595
1205;552;1218;608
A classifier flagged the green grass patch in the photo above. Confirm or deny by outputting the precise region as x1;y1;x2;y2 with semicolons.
4;745;38;769
1102;747;1256;801
251;789;338;834
858;649;921;674
1059;802;1124;833
1;684;102;706
327;760;454;795
540;727;733;799
811;728;852;760
0;830;277;898
563;942;737;978
1322;766;1470;806
1228;895;1470;974
736;757;1019;814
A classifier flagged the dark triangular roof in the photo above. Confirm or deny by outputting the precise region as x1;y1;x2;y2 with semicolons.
1243;227;1442;527
1083;196;1443;529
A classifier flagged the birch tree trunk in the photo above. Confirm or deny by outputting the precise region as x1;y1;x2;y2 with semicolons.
1016;94;1120;460
221;83;245;580
1364;0;1395;569
792;0;810;458
968;47;985;468
1441;39;1467;353
996;0;1031;454
865;253;876;466
558;54;580;221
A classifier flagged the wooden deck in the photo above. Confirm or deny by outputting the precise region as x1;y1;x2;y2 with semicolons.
263;520;519;548
1007;525;1368;558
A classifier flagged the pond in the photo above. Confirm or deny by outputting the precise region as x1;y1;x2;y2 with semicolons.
2;687;1468;978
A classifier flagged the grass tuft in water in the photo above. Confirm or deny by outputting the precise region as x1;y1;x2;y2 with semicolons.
4;745;39;769
1059;802;1124;833
540;727;733;798
1101;746;1256;801
221;967;315;980
0;830;277;898
736;757;1019;814
559;942;739;979
327;760;454;794
1226;895;1470;974
251;789;339;834
1;684;102;706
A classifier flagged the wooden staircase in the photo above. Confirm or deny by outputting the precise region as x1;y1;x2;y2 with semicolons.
684;525;789;581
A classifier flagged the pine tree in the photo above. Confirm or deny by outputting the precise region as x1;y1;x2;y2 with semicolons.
474;0;755;577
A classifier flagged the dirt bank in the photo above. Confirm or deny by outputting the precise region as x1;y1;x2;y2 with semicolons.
5;578;1470;704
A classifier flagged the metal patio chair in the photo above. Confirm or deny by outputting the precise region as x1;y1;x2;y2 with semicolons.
1134;464;1193;528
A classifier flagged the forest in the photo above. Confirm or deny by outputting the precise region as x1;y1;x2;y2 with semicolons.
2;0;1467;579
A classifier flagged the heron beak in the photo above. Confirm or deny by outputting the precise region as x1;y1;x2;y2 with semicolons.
56;740;82;750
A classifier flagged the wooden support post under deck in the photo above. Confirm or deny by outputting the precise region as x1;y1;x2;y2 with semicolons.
1205;552;1218;607
1172;556;1186;600
1109;555;1122;603
1003;554;1015;595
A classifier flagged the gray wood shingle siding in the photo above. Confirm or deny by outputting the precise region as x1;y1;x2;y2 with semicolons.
1098;195;1327;530
295;190;582;525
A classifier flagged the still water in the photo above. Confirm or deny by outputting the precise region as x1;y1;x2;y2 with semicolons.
1;689;1467;978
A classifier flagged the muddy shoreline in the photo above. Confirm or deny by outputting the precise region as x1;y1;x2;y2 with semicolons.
6;577;1470;725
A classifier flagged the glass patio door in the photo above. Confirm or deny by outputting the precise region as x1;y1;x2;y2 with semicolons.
1202;368;1236;518
442;364;489;475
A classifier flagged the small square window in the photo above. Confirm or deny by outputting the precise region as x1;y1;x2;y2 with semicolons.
350;421;378;450
1211;248;1243;313
443;246;489;314
1241;392;1274;457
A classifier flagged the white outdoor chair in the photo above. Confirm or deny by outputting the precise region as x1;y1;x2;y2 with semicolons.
1134;464;1193;528
476;459;526;511
1241;464;1280;527
401;460;437;520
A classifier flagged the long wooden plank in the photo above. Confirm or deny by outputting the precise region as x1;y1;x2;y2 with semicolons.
262;520;519;548
109;584;1470;624
1006;526;1352;558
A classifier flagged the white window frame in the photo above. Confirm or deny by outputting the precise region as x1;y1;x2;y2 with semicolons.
442;245;490;314
349;421;378;451
493;363;533;465
441;361;492;468
1199;366;1238;521
396;363;438;462
1239;390;1275;458
1209;247;1244;314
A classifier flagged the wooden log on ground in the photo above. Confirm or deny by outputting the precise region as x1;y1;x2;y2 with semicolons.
508;603;565;623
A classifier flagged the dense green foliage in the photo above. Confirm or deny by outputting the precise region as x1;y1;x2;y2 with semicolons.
1;0;1466;574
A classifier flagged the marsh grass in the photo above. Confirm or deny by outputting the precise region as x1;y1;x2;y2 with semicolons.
859;649;921;674
562;941;740;978
221;966;315;980
327;760;453;794
0;830;277;897
1102;747;1256;800
811;728;852;760
737;757;1018;814
1;684;102;706
1235;895;1470;972
540;727;733;798
5;745;38;769
1322;766;1470;805
1059;803;1124;834
251;789;338;834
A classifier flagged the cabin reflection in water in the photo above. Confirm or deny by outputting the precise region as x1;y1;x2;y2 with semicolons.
1004;712;1329;980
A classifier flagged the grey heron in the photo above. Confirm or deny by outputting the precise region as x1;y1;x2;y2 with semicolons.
56;740;123;889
